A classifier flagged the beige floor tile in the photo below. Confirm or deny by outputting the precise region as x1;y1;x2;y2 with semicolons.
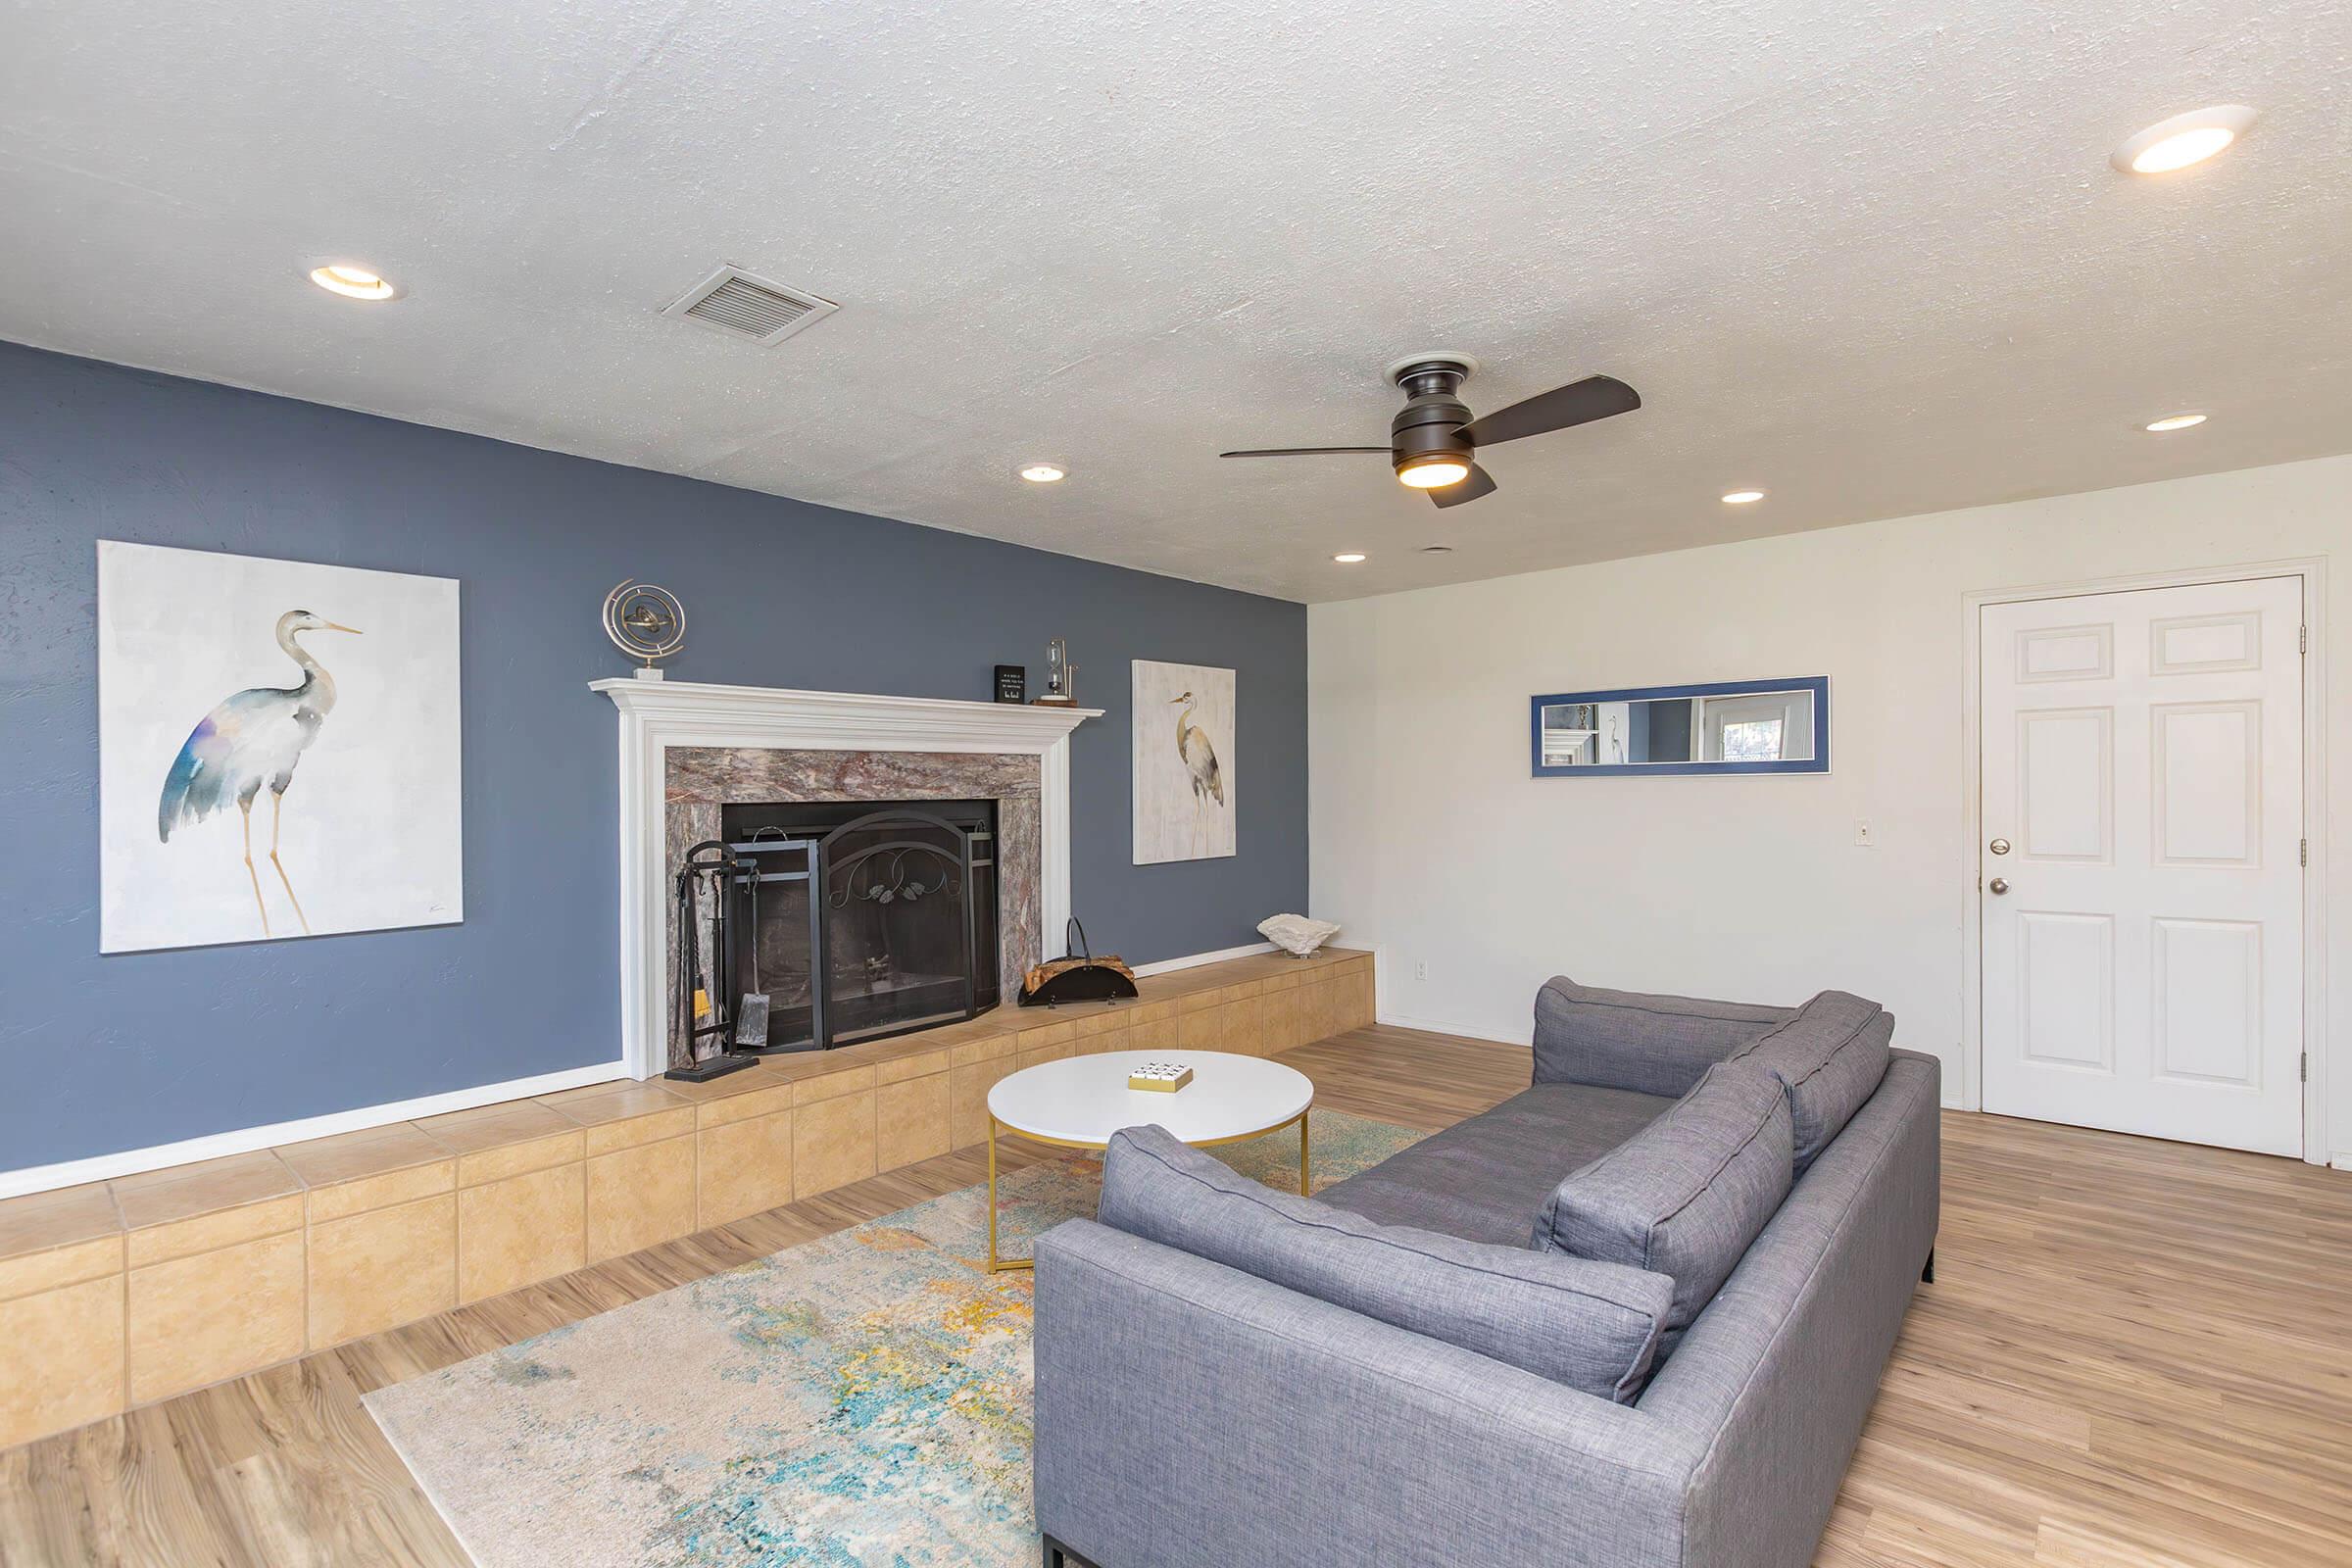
0;1273;123;1449
797;1064;875;1105
1307;978;1344;1041
693;1079;794;1129
1013;1040;1074;1073
127;1230;304;1405
697;1109;796;1229
794;1089;877;1200
0;1182;122;1262
536;1079;690;1115
273;1122;448;1189
542;1083;696;1156
303;1160;455;1225
111;1150;301;1230
875;1047;953;1084
1175;1004;1226;1051
1129;1013;1180;1053
0;1234;122;1302
416;1102;583;1186
123;1192;304;1269
875;1073;952;1171
586;1136;698;1262
307;1194;456;1348
457;1162;584;1303
949;1060;1008;1150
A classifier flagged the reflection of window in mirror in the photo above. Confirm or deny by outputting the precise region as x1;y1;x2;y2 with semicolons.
1700;690;1815;762
1719;719;1783;760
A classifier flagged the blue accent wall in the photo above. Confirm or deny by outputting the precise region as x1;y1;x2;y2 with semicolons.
0;342;1306;1171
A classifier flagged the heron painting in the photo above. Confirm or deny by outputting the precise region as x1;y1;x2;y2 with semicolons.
158;609;360;936
99;542;464;954
1132;660;1236;864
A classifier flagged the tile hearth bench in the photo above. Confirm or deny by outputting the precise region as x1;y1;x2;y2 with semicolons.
0;949;1374;1449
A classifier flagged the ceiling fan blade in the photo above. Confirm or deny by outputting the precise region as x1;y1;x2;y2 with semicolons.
1429;464;1497;508
1219;446;1393;458
1455;375;1640;448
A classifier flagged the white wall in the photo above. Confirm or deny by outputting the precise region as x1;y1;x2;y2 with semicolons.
1309;454;2350;1165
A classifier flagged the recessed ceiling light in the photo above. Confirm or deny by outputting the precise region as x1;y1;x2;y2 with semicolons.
306;263;399;301
1721;489;1766;505
1017;464;1066;483
1333;553;1367;564
2111;105;2258;174
1396;456;1471;490
2143;413;2208;432
1418;545;1454;555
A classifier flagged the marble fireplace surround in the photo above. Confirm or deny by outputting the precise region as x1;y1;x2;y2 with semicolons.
593;680;1101;1078
665;750;1038;1066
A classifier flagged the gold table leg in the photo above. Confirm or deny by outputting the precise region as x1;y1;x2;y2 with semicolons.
1299;1110;1311;1197
988;1114;1033;1273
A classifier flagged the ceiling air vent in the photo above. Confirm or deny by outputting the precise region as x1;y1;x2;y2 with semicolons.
662;265;837;347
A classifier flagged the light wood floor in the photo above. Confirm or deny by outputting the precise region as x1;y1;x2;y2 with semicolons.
3;1024;2347;1566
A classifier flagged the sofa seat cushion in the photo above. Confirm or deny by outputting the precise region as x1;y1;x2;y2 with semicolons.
1097;1124;1676;1402
1731;990;1894;1172
1534;1061;1793;1344
1316;1082;1676;1247
1535;976;1793;1099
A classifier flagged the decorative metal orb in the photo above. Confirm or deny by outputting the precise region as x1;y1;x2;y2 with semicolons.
603;579;686;667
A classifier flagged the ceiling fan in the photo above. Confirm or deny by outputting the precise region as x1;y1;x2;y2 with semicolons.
1219;354;1640;508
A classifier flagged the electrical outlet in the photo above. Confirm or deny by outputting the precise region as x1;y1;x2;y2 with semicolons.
1855;819;1876;848
1414;959;1430;982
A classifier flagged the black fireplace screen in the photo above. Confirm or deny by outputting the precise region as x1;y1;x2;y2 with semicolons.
720;800;1000;1052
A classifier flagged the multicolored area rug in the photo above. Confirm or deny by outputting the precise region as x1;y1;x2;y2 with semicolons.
365;1108;1423;1568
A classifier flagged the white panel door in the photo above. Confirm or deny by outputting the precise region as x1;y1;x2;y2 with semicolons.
1980;578;2304;1155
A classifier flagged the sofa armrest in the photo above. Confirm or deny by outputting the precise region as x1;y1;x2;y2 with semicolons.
1033;1218;1702;1568
1533;976;1791;1098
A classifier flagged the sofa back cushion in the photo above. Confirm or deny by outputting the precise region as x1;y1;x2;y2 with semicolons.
1098;1124;1676;1402
1533;1061;1793;1343
1733;990;1894;1172
1534;976;1791;1099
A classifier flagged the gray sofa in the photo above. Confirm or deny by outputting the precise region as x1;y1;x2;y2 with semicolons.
1032;978;1940;1568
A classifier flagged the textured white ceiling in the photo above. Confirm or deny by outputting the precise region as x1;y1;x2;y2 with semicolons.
2;1;2347;603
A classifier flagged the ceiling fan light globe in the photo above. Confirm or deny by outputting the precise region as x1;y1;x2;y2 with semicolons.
1397;457;1471;489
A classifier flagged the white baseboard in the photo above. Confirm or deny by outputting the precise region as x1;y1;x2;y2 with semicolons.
2332;1151;2352;1174
1132;941;1277;976
1374;1009;1530;1047
0;1060;628;1200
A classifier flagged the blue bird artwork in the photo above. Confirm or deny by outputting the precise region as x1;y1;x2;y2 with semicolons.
158;609;361;936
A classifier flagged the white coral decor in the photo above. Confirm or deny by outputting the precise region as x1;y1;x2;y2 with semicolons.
1258;912;1341;956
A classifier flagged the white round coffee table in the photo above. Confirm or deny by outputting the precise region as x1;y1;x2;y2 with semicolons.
983;1050;1315;1272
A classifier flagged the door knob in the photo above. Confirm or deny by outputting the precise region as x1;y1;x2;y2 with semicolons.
1987;877;2009;896
1988;837;2011;856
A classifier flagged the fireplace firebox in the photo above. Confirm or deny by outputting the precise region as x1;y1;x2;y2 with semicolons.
719;800;1000;1053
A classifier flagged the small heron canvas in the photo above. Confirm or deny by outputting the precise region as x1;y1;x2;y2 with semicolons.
98;542;463;953
1132;659;1236;864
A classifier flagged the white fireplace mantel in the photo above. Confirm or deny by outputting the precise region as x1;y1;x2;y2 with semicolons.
592;677;1102;1078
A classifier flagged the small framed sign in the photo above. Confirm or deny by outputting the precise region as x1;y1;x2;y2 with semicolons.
994;664;1026;704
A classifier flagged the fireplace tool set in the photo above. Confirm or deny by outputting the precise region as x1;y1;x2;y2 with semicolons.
668;839;759;1082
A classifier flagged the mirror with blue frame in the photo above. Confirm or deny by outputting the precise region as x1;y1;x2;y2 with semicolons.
1530;677;1830;776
